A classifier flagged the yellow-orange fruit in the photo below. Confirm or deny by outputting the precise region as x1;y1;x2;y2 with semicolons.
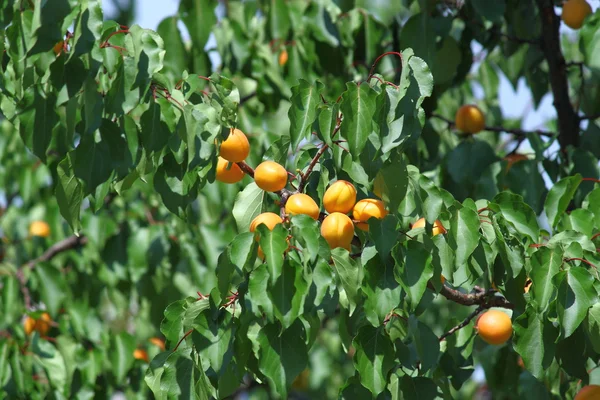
353;199;387;231
321;212;354;250
215;156;245;183
562;0;592;29
476;310;513;345
412;217;447;236
29;221;50;238
53;41;64;55
250;212;283;234
35;312;52;336
455;105;485;134
279;49;288;66
149;337;166;351
323;180;357;214
441;275;446;285
24;316;36;335
254;161;288;192
575;385;600;400
504;153;528;173
219;128;250;162
285;194;320;220
133;348;149;362
524;279;532;294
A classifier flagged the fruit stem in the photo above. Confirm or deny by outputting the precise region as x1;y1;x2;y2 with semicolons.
367;51;403;86
439;304;485;342
172;329;193;353
236;162;255;178
582;178;600;183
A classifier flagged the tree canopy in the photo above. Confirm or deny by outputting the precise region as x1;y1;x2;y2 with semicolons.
1;0;600;399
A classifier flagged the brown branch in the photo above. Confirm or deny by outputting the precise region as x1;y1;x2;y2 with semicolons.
239;92;256;106
439;304;485;342
581;113;600;121
236;161;254;178
535;0;580;150
296;144;329;193
428;282;514;310
23;235;89;269
430;113;555;138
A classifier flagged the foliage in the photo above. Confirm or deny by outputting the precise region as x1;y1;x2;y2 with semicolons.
0;0;600;399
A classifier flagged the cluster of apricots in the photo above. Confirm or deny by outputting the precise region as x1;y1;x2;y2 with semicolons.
23;312;52;336
215;128;522;345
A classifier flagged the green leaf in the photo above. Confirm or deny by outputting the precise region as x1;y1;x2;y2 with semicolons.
399;376;438;399
472;0;506;23
375;158;408;214
55;155;84;233
450;206;480;266
340;82;377;158
289;214;321;263
554;266;597;339
491;192;539;242
111;332;136;384
157;16;188;81
140;102;172;153
17;87;58;163
514;306;558;380
528;247;561;313
331;248;363;314
544;175;582;228
257;223;289;285
28;0;72;55
246;264;274;320
399;241;433;311
154;153;200;218
288;80;323;150
192;310;234;376
352;325;395;396
586;303;600;353
35;264;67;317
362;255;402;326
179;0;217;49
408;316;440;373
256;322;308;399
31;335;67;392
369;215;399;263
232;183;265;233
268;259;309;329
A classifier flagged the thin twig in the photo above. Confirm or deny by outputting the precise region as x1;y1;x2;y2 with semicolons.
439;305;485;342
296;145;329;193
428;282;514;309
236;161;255;178
430;113;555;138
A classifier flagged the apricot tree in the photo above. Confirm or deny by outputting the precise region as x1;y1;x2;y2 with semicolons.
0;0;600;399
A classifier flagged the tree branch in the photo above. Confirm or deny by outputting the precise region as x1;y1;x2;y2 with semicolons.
535;0;580;149
296;144;329;193
429;282;514;310
439;304;485;342
430;113;555;138
236;161;255;178
23;235;89;269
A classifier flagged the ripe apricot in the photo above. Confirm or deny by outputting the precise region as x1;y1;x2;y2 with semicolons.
455;104;485;134
504;153;528;173
219;128;250;162
23;316;36;335
149;337;166;351
285;194;320;220
441;275;446;285
279;49;288;66
353;199;387;231
323;180;356;214
250;212;283;234
35;312;52;336
254;161;288;192
215;156;245;183
575;385;600;400
476;310;513;345
29;221;50;238
53;41;64;55
133;348;149;362
412;217;447;236
562;0;592;29
321;212;354;250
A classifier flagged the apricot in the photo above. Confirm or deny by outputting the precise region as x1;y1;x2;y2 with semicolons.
279;49;288;66
562;0;592;29
23;316;36;335
254;161;288;192
412;217;446;236
29;221;50;238
455;105;485;134
219;128;250;162
250;212;283;234
285;194;320;220
133;348;149;362
323;180;356;214
35;312;52;336
476;310;513;345
53;41;64;55
149;337;166;351
575;385;600;400
353;199;387;231
321;212;354;250
504;153;528;173
441;275;446;285
215;156;245;183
